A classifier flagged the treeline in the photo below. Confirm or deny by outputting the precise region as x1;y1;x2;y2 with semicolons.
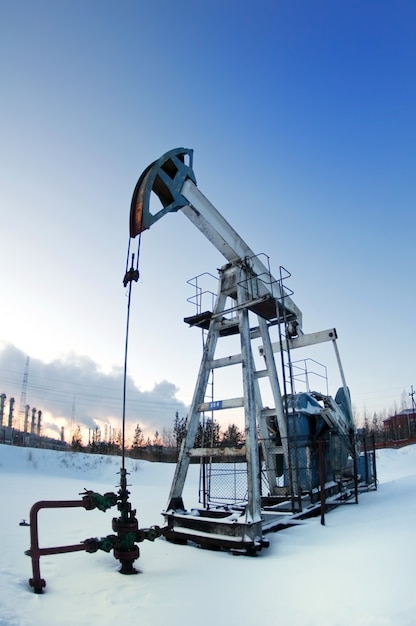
129;412;244;454
70;412;245;462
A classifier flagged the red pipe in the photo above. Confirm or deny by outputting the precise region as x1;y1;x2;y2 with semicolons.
26;499;90;593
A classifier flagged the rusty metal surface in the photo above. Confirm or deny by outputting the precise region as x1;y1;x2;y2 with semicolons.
129;148;194;237
26;499;89;593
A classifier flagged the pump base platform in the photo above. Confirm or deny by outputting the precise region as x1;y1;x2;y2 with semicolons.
161;479;366;554
162;507;265;554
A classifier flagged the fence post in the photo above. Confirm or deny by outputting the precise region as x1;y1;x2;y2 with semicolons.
351;433;359;504
371;433;378;491
318;438;325;526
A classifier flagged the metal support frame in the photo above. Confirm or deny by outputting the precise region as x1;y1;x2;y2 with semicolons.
163;259;299;551
128;148;369;553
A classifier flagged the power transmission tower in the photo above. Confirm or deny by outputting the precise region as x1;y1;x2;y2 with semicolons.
18;356;30;432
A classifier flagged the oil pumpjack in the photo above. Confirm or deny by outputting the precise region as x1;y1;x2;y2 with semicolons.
22;148;374;593
128;148;367;554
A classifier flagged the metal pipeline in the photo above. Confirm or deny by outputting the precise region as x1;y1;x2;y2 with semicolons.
23;488;161;593
25;497;95;593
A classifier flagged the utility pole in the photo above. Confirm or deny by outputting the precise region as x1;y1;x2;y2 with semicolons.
409;386;416;438
409;385;416;409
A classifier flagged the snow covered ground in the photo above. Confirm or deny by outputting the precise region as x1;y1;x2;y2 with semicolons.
0;443;415;626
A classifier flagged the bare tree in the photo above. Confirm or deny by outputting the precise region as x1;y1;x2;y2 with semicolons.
400;389;408;411
162;426;174;447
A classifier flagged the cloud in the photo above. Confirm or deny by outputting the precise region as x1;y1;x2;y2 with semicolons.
0;342;188;439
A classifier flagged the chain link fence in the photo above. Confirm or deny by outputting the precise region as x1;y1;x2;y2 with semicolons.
199;433;375;507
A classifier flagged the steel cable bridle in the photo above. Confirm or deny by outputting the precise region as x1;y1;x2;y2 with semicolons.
121;236;141;471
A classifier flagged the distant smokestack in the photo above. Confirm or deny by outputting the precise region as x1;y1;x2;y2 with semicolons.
31;407;37;434
0;394;6;427
60;426;65;442
8;397;15;428
37;410;42;436
23;404;30;433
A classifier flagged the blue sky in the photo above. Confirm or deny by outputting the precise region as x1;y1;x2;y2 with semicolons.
1;0;415;440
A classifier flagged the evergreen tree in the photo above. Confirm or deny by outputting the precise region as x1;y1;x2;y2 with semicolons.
153;430;162;447
221;423;244;447
71;424;83;451
90;427;101;453
132;423;145;448
131;423;145;457
173;411;187;448
194;418;220;447
113;429;122;454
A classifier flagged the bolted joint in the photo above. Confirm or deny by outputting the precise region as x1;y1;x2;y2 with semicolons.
83;538;99;553
83;535;117;554
29;577;46;594
112;516;139;534
114;544;139;562
81;490;118;512
81;494;96;510
136;526;162;543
